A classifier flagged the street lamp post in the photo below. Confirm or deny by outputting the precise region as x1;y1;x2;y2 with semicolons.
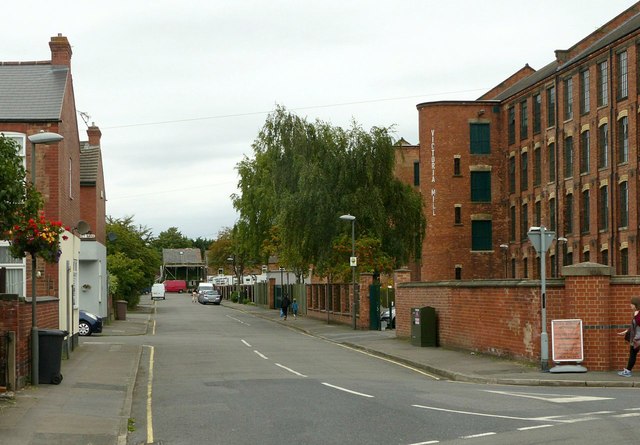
339;214;357;330
279;266;284;303
27;131;64;386
228;256;240;302
179;251;186;288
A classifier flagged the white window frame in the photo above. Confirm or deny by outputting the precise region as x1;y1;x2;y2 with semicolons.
0;133;28;297
0;242;26;298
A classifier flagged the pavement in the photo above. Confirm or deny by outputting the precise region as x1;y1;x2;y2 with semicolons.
1;300;639;445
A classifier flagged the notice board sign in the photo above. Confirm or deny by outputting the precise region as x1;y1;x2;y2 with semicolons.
551;319;584;363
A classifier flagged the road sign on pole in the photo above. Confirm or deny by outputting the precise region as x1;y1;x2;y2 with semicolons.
527;226;556;372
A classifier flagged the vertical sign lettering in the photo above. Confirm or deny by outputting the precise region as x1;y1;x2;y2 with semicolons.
431;129;436;216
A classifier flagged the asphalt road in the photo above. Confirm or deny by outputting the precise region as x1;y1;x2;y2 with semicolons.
124;294;640;445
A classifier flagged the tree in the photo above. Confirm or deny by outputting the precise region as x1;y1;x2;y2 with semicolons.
192;236;214;254
106;216;161;306
232;106;425;279
207;227;234;274
0;135;41;235
151;227;193;254
107;252;145;306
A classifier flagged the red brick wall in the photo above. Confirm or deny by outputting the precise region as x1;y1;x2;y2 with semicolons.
0;295;59;388
394;264;639;371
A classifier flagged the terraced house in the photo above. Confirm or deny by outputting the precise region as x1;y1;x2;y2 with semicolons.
0;35;107;389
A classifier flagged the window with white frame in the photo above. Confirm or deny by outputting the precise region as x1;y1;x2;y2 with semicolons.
0;242;26;297
0;133;27;296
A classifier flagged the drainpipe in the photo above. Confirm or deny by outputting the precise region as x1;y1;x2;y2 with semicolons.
609;46;616;273
554;74;560;277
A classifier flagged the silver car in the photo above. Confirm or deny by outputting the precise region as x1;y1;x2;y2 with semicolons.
198;290;222;305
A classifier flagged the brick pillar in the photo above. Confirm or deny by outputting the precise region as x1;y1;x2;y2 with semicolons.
561;263;612;371
394;268;412;337
394;268;412;286
358;273;374;329
268;278;275;309
341;284;348;314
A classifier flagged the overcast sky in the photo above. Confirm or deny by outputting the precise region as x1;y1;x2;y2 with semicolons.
4;0;637;240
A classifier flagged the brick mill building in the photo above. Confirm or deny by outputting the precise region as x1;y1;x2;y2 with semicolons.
411;3;640;282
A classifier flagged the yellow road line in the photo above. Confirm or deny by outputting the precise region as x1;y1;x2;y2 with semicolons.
146;345;155;443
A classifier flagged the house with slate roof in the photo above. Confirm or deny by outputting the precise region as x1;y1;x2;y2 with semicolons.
162;248;207;288
0;34;106;387
78;125;108;321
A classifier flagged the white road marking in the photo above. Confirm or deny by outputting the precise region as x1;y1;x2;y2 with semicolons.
278;318;440;380
518;424;554;431
321;382;374;398
460;432;496;439
412;404;567;423
254;350;268;360
484;390;614;403
241;339;251;347
613;412;640;418
226;314;249;325
275;363;307;377
408;441;439;445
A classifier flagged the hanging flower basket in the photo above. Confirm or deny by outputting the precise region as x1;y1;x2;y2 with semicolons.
8;213;69;263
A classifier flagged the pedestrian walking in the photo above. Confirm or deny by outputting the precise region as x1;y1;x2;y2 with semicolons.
281;294;290;320
192;289;198;303
618;296;640;377
292;298;298;319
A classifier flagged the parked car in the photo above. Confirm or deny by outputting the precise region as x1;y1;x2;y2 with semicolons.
197;282;214;294
380;307;396;329
198;290;222;305
79;310;103;336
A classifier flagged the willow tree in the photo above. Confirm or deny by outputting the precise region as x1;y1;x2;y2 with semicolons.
232;106;425;278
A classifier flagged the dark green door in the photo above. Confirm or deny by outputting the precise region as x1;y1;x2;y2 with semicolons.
369;284;381;330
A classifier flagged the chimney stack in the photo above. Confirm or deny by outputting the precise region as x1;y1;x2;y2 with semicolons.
87;123;102;146
49;34;72;66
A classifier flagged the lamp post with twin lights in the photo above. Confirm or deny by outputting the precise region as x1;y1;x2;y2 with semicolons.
27;131;64;385
339;214;357;330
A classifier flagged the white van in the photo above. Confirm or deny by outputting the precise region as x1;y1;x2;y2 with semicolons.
197;282;214;294
151;283;166;300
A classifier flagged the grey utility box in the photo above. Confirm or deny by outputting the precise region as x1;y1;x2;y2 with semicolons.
411;307;438;347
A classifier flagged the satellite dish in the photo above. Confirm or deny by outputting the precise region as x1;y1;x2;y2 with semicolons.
75;220;90;235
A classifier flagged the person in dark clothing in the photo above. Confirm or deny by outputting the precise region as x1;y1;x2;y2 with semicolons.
618;296;640;377
281;295;291;320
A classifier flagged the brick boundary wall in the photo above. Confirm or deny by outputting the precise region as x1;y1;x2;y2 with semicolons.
0;294;60;389
394;263;640;371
